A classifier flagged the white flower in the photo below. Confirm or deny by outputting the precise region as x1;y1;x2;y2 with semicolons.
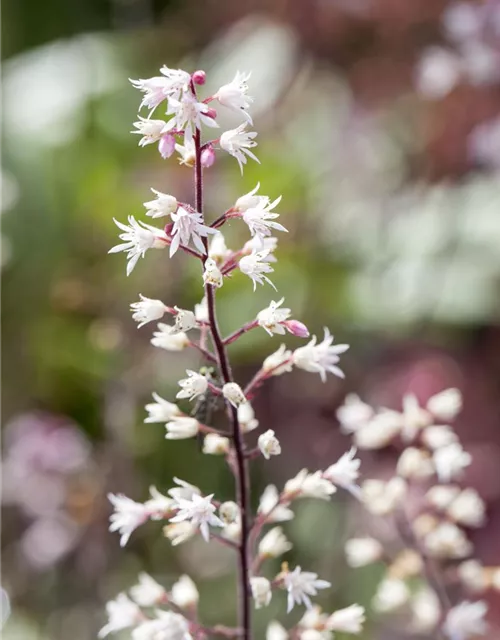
239;250;276;290
353;410;401;449
345;538;383;567
258;430;281;459
234;183;268;212
427;388;462;421
298;606;328;631
175;138;196;167
222;382;246;407
258;526;292;558
361;477;407;516
372;578;410;613
238;401;259;432
219;501;240;524
168;477;201;503
163;521;197;546
222;521;242;543
144;486;175;519
457;560;489;593
170;206;216;256
108;493;149;547
132;610;192;640
426;485;461;510
131;67;191;110
293;328;349;382
323;447;361;496
263;344;293;376
145;392;181;423
336;394;373;434
143;189;178;218
433;443;472;482
220;123;259;173
242;196;286;246
151;323;190;351
421;425;458;450
266;621;288;640
251;577;272;609
447;488;486;528
202;433;230;455
203;257;223;288
257;298;291;336
282;566;331;613
166;93;218;143
284;469;336;501
258;485;294;522
208;232;231;262
244;235;278;260
176;370;208;401
131;294;167;328
165;416;200;440
130;573;166;607
172;307;197;333
424;522;473;559
132;116;169;145
326;604;365;633
415;47;461;99
170;575;199;609
214;71;253;123
109;216;168;276
169;493;224;542
442;601;488;640
98;593;142;638
396;447;435;479
401;393;432;442
410;588;441;633
194;296;209;323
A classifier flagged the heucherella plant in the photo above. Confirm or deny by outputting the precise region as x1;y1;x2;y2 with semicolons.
101;65;361;640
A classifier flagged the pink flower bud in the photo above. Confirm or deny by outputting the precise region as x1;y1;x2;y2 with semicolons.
164;222;174;236
158;133;176;159
201;146;216;168
284;320;310;338
192;70;206;85
205;107;217;120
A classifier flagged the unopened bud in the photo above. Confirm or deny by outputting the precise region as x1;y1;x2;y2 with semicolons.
284;320;309;338
201;145;216;168
222;382;246;407
159;133;176;159
192;70;206;85
205;107;217;120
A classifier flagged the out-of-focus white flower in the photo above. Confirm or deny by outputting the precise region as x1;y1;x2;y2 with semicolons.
415;47;461;99
109;216;168;276
443;2;483;42
131;67;191;111
239;250;276;290
202;433;230;455
492;569;500;591
345;537;383;567
169;493;224;542
258;430;281;460
427;388;462;421
243;235;278;262
396;447;435;479
168;477;200;503
175;138;196;167
372;578;410;613
242;196;286;247
282;566;331;613
194;296;209;323
219;501;240;524
258;526;292;558
326;604;365;633
293;329;349;382
151;323;190;351
220;123;259;173
251;577;272;609
266;621;288;640
172;307;197;333
442;601;488;640
203;257;223;288
169;206;216;257
422;425;458;450
263;344;293;376
143;189;178;218
130;573;166;607
222;382;246;407
98;593;142;638
361;477;407;515
166;93;218;143
298;605;328;631
353;410;401;449
336;394;374;434
457;560;489;593
258;485;294;522
108;493;149;547
323;447;360;496
401;393;432;442
176;370;208;402
447;488;486;528
410;588;441;634
423;522;473;559
433;443;472;482
131;294;167;328
144;486;175;519
222;521;241;543
214;71;253;123
412;514;440;539
257;298;291;336
234;183;267;212
238;401;259;432
131;610;192;640
426;485;461;510
284;470;336;501
145;392;181;423
170;575;199;610
165;416;200;440
163;521;197;546
208;232;231;262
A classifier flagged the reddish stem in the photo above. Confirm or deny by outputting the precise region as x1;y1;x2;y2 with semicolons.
223;320;258;346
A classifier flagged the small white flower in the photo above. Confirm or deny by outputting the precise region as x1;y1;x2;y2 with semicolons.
175;138;196;167
234;183;268;212
293;328;349;382
262;344;293;376
222;382;246;407
131;67;191;110
143;189;178;218
169;493;224;542
238;401;259;432
98;593;142;638
165;416;200;440
108;493;149;547
257;298;291;336
208;232;231;262
282;566;331;613
353;410;401;449
361;477;407;516
203;257;223;288
130;572;166;607
173;307;197;333
258;485;294;522
442;601;488;640
109;216;168;276
131;610;192;640
410;588;441;633
259;526;292;558
447;488;486;528
298;605;328;631
214;71;253;123
426;485;461;510
396;447;435;479
144;486;175;519
176;370;208;401
166;93;218;143
222;521;241;543
244;235;278;260
239;250;276;290
202;433;230;455
131;294;167;328
372;578;410;613
433;443;472;482
345;537;383;567
168;477;201;503
415;47;461;100
336;394;374;434
151;323;190;351
424;522;473;559
427;388;462;421
145;392;181;423
266;621;288;640
219;501;240;524
251;576;272;609
326;604;365;634
323;447;360;496
170;206;217;257
258;430;281;460
457;560;489;593
132;116;169;145
242;196;286;246
170;575;199;609
421;425;458;449
163;521;197;546
220;123;259;173
194;296;209;323
284;469;336;501
401;393;432;442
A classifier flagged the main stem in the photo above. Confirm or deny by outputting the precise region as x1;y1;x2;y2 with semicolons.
194;127;252;639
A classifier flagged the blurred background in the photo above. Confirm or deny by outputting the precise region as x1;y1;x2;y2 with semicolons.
3;0;500;638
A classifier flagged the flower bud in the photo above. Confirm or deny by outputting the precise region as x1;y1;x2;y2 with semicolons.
372;578;410;613
192;70;206;85
170;575;199;609
219;501;240;524
396;447;434;479
258;526;292;558
202;433;230;455
284;319;309;338
159;133;176;159
205;107;217;120
203;258;223;288
201;145;216;168
165;416;200;440
457;560;489;592
326;604;365;633
163;522;197;546
250;577;272;609
238;401;259;432
222;382;246;407
258;430;281;460
345;537;383;567
262;344;293;376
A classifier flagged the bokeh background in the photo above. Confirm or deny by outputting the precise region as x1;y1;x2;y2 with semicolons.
3;0;500;638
